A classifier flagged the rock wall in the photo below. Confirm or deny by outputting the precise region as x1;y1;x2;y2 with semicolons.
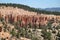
0;6;60;26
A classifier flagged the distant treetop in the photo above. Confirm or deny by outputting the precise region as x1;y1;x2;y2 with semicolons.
0;3;60;15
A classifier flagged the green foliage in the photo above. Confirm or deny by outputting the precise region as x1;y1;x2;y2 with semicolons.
19;28;25;37
0;17;4;22
47;18;54;29
3;24;7;32
31;37;39;40
16;32;20;38
56;31;60;40
41;29;51;40
57;31;60;37
28;23;32;28
1;38;6;40
10;29;16;36
56;25;60;29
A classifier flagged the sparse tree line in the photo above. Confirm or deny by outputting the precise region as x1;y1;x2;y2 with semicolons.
0;3;60;15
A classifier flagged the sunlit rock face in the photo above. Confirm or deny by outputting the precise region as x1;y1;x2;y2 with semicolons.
0;6;37;15
0;6;60;26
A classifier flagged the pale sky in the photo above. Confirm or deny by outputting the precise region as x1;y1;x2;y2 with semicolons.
0;0;60;8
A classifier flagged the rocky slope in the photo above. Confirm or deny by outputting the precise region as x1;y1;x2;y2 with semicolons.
0;6;60;40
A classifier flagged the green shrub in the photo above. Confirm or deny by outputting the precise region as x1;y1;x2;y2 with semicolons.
41;30;51;40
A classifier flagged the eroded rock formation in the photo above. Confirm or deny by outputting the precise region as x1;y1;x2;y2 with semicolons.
0;6;60;26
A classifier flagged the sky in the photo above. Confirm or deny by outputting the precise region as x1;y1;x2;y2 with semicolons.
0;0;60;8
